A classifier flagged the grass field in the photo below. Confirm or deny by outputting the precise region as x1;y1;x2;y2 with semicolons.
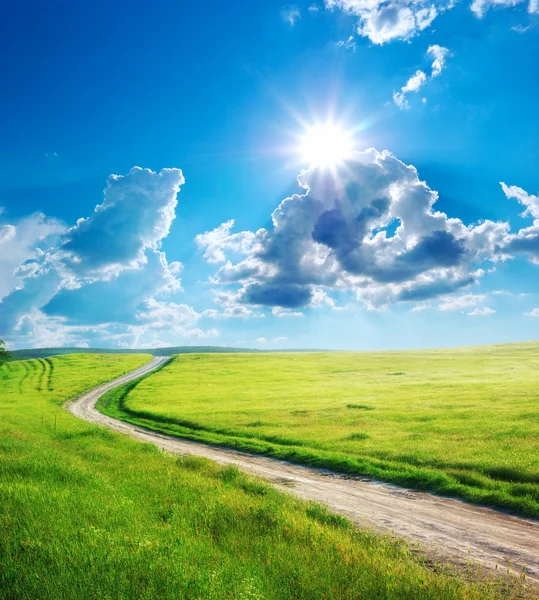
0;354;530;599
98;343;539;518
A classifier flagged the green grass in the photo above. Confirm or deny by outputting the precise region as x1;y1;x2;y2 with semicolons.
1;354;531;599
98;343;539;518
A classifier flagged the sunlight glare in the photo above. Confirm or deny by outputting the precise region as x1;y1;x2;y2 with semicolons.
299;123;353;168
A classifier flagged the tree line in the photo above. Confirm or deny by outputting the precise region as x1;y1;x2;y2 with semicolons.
0;340;10;365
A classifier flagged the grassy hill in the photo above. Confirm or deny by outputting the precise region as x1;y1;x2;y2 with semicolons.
99;343;539;518
0;353;524;599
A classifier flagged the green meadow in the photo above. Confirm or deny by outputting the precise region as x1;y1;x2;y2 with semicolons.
0;354;530;599
100;343;539;518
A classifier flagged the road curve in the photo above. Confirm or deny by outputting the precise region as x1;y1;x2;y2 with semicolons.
66;356;539;589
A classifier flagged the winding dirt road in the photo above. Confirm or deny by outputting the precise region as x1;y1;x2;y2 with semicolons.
66;356;539;588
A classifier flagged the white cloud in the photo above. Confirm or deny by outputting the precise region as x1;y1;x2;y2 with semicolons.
281;5;301;25
410;303;429;312
272;308;305;317
0;167;206;349
256;337;268;343
56;166;184;280
526;308;539;317
195;220;255;264
197;148;516;312
0;213;65;301
393;45;449;109
439;294;485;311
429;44;449;77
223;306;256;318
325;0;534;42
202;304;263;319
471;0;537;17
500;183;539;265
325;0;441;44
336;35;357;50
511;23;531;32
467;307;496;316
501;182;539;220
274;336;288;342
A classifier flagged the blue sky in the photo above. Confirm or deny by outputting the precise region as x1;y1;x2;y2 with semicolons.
0;0;538;350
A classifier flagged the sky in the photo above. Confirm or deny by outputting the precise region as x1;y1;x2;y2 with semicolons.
0;0;538;351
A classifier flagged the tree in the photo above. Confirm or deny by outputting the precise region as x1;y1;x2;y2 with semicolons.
0;340;10;365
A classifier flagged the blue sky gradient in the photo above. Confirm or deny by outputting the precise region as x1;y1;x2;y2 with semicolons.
0;0;538;349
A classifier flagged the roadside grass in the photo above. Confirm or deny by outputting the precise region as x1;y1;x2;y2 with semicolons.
0;354;532;599
98;343;539;518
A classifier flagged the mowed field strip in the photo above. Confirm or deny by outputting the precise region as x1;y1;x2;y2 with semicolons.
70;352;539;588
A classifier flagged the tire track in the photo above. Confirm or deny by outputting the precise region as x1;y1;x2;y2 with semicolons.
36;359;48;393
44;357;54;392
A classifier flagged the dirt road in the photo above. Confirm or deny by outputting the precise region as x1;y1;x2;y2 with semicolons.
66;356;539;588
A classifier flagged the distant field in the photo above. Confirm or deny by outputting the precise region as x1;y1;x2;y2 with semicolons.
2;354;519;599
100;343;539;517
9;345;260;360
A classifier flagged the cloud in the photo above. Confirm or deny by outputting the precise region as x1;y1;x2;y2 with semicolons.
197;148;515;312
429;44;449;76
325;0;534;43
281;5;301;25
501;183;539;264
526;308;539;317
203;305;260;319
0;212;65;301
195;220;256;264
393;45;449;109
467;307;496;315
438;293;485;311
272;307;305;317
336;35;357;51
56;166;184;280
471;0;537;17
501;182;539;220
0;167;216;349
325;0;441;44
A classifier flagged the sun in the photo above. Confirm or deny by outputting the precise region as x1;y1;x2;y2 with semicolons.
299;122;353;168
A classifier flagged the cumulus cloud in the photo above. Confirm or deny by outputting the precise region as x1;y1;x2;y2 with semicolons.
501;183;539;264
55;166;184;280
0;212;65;301
195;220;255;264
393;45;449;109
197;148;517;312
0;167;216;349
526;308;539;317
325;0;441;44
501;182;539;220
202;305;261;319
